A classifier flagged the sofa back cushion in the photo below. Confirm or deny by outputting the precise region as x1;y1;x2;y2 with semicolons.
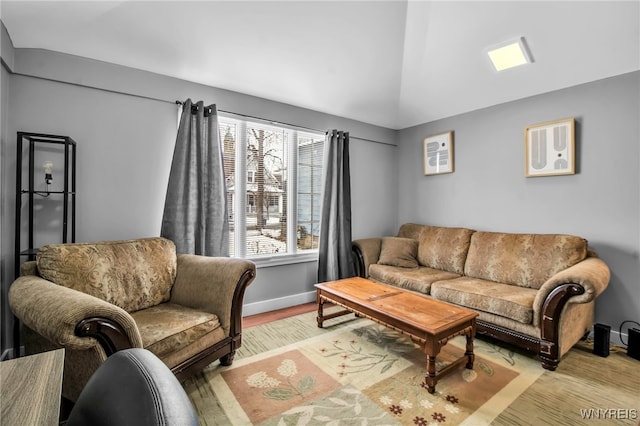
397;223;427;241
398;224;474;274
37;237;177;312
464;232;588;289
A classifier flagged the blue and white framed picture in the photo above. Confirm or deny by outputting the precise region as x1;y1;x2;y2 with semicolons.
423;131;454;176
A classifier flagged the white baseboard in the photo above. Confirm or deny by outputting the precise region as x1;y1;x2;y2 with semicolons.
243;290;317;317
611;330;624;347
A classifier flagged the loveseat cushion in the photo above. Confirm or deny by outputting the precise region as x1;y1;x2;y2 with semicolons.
431;277;537;324
131;303;222;360
37;237;177;312
464;232;588;289
377;237;419;268
369;264;460;294
416;226;475;274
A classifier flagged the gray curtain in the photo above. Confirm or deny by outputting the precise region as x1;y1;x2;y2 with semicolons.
161;99;229;256
318;129;354;282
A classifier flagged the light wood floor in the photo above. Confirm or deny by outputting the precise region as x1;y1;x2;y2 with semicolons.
243;302;317;328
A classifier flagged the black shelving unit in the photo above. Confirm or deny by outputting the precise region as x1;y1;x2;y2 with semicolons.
13;131;76;356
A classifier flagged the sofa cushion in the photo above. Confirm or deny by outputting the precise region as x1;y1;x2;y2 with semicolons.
369;264;460;294
464;232;588;289
131;303;221;359
431;277;537;324
417;226;475;275
377;237;419;268
37;237;177;312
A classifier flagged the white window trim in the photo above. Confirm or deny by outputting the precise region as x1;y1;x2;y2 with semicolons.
220;112;324;265
252;251;319;268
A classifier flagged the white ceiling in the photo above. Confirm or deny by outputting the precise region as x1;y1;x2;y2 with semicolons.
2;1;639;129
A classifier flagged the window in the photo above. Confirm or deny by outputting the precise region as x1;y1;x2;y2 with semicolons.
220;115;325;260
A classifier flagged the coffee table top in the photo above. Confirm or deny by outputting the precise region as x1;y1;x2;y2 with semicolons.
316;277;477;336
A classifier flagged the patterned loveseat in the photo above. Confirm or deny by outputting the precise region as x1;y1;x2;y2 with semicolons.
9;237;256;402
352;223;610;370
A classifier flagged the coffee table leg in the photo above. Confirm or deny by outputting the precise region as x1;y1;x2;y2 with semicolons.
465;328;475;369
425;354;437;394
316;292;324;328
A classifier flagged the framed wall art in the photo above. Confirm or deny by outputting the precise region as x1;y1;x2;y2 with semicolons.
423;131;454;175
525;118;575;177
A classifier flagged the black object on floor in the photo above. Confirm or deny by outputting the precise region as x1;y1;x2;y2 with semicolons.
593;323;611;357
627;327;640;361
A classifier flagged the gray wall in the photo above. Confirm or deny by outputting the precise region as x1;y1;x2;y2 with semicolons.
0;47;398;354
397;71;640;342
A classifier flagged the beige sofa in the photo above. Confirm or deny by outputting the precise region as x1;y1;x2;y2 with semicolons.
352;223;610;370
9;237;256;402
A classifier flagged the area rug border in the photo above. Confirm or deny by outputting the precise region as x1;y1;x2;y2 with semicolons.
204;316;545;425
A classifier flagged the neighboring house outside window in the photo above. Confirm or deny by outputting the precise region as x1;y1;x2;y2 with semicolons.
220;115;324;263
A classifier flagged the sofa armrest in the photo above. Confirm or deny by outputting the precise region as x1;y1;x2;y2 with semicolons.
170;255;256;337
533;256;610;324
528;255;609;370
9;276;143;351
352;238;382;278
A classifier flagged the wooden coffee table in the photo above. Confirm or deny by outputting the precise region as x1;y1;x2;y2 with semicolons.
315;277;478;393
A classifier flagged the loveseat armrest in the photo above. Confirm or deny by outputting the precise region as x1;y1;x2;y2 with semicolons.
352;238;382;278
533;256;611;327
9;276;143;352
170;255;256;337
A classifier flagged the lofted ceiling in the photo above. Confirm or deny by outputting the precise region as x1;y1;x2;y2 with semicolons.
1;1;639;129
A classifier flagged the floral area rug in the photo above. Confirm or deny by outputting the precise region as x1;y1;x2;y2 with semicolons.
199;318;543;425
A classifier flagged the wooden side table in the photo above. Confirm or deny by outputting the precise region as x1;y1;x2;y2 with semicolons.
1;349;64;425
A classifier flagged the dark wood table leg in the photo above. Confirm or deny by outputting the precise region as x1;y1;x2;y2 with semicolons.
423;322;476;394
465;327;475;369
425;353;438;394
316;291;325;328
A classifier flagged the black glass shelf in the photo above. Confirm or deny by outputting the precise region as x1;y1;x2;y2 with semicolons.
21;190;76;195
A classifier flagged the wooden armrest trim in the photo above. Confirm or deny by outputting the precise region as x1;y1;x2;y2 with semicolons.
229;268;257;340
537;283;584;369
75;317;134;356
352;245;366;278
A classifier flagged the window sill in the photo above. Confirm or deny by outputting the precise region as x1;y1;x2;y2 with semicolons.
246;251;319;268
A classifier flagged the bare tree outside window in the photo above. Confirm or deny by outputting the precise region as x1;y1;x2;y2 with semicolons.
246;126;286;255
221;117;323;258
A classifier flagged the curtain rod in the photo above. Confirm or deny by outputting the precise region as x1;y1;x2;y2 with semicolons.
12;71;396;146
175;100;396;147
176;100;324;133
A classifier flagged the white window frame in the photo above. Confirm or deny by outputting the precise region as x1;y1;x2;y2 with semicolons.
220;113;324;268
